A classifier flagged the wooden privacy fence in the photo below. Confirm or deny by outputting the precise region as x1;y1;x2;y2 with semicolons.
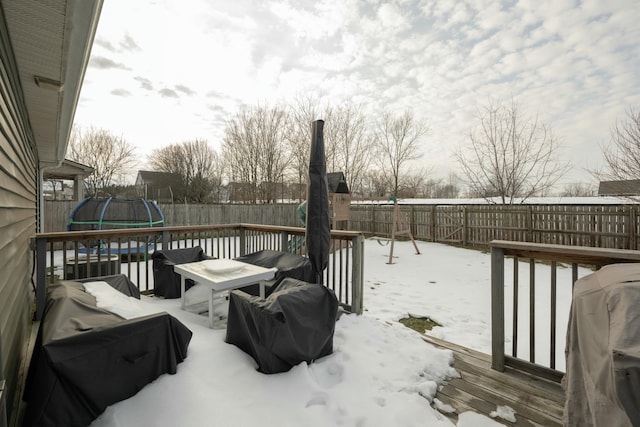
349;203;640;250
45;201;640;250
43;201;302;232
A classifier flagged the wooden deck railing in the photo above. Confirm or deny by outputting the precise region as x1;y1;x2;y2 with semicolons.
490;240;640;382
33;224;364;320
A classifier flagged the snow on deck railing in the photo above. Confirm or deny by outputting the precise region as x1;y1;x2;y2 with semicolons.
33;224;364;320
489;240;640;382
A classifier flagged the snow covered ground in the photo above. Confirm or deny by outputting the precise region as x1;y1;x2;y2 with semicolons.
67;238;590;426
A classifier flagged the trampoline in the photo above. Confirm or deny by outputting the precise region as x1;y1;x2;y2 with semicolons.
67;197;165;255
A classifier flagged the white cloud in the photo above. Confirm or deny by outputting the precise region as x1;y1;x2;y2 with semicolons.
73;0;640;189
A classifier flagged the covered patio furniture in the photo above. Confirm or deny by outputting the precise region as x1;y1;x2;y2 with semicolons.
233;249;314;296
563;263;640;426
152;246;210;298
225;277;339;374
23;274;192;427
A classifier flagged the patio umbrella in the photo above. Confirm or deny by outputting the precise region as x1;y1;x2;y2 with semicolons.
306;120;330;285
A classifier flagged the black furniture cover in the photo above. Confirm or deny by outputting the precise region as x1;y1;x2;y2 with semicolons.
307;120;331;285
234;249;314;296
152;246;209;298
225;277;339;374
23;276;192;427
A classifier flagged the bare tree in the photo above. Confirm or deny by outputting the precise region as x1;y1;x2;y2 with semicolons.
285;95;331;200
400;169;429;198
67;126;137;196
593;108;640;181
223;104;289;203
361;169;392;199
455;98;569;204
148;139;222;203
330;103;373;195
374;110;429;198
560;182;597;197
423;173;459;198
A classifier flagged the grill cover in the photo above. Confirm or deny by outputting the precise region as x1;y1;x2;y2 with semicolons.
563;263;640;426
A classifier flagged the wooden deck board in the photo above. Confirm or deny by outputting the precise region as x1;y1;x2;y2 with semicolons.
422;334;565;426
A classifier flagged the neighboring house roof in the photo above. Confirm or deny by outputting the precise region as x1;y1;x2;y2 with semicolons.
327;172;350;194
2;1;103;165
136;170;179;186
598;180;640;196
43;159;94;180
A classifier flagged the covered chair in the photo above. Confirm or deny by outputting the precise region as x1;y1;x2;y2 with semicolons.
225;277;339;374
152;246;209;298
23;274;192;427
233;249;314;296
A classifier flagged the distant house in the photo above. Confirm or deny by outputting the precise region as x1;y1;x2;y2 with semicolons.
135;170;180;202
228;182;255;203
598;180;640;196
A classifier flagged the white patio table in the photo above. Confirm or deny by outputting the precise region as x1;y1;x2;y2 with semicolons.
173;259;277;328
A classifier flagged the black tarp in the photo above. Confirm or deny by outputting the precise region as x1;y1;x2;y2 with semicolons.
23;277;192;427
225;277;339;374
152;246;209;298
233;249;314;296
306;120;330;284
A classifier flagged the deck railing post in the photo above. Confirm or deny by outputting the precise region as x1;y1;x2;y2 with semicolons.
351;234;364;314
239;226;246;257
34;237;47;320
280;231;289;252
161;230;171;250
491;245;506;371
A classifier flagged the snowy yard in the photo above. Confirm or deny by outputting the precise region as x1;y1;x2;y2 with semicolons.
51;239;589;427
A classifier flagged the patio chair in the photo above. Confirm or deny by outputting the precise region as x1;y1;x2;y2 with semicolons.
225;277;339;374
233;249;314;296
152;246;210;298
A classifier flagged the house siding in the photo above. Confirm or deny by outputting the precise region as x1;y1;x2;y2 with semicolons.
0;5;38;424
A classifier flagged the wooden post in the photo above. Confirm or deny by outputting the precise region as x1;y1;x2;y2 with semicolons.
162;229;171;250
491;246;505;371
351;234;364;314
239;227;246;256
462;206;468;246
629;207;637;250
35;237;47;320
431;205;436;242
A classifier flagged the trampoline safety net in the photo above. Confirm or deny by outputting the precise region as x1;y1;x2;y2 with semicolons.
67;197;165;231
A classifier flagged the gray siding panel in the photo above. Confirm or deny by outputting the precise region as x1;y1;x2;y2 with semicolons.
0;5;36;425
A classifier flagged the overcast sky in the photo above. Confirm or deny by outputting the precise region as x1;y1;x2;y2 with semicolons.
72;0;640;189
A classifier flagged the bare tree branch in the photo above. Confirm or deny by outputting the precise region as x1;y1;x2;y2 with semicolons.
455;98;569;204
374;110;429;198
592;108;640;181
67;126;137;197
222;104;289;203
148;139;223;203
